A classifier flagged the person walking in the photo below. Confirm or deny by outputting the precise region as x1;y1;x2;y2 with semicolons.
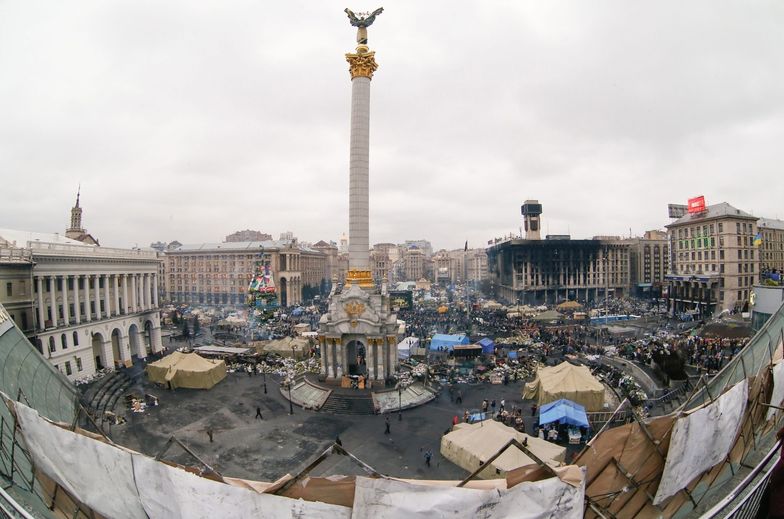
424;449;432;467
255;407;263;420
499;399;506;413
207;428;214;443
456;390;463;405
384;415;391;435
531;403;538;417
335;435;343;446
491;399;497;415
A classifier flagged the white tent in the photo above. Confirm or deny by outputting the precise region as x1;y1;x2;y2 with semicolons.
440;421;565;479
523;361;605;411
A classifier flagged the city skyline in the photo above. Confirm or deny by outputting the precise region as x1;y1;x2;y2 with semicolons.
1;1;782;250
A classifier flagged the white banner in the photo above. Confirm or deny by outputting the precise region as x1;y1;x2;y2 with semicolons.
654;379;748;505
351;471;585;519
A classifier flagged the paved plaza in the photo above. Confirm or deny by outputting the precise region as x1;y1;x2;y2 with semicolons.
106;368;542;483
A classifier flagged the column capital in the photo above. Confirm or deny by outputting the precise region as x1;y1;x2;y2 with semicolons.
345;50;377;79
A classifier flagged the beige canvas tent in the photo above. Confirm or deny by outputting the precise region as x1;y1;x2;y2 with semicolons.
523;361;605;411
440;421;565;479
263;337;310;359
146;351;227;390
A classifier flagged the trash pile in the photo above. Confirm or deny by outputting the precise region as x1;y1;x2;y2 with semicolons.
74;368;113;387
226;354;322;378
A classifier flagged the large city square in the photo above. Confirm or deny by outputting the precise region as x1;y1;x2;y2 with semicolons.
2;2;784;518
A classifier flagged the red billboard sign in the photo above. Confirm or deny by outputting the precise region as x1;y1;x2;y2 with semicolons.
687;196;706;214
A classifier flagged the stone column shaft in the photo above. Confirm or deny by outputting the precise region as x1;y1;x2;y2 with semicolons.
49;275;58;326
153;274;159;308
83;276;91;322
92;275;100;319
62;275;70;325
73;276;81;324
131;275;138;312
348;75;371;272
103;274;111;318
113;275;120;316
122;275;129;314
36;277;45;330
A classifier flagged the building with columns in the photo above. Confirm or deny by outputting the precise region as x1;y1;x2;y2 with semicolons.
164;240;327;307
0;229;162;381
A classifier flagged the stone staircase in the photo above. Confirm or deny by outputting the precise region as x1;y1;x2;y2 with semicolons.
320;393;376;415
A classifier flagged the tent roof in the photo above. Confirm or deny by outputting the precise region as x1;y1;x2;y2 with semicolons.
532;310;564;321
147;351;223;371
539;399;590;428
430;334;470;350
539;362;604;393
444;421;565;471
556;301;583;310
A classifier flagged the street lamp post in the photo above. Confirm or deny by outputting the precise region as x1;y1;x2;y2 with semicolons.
288;346;297;415
398;385;402;421
287;378;294;415
262;367;267;394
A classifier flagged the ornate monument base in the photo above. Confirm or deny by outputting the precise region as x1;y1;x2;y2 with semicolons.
318;281;399;382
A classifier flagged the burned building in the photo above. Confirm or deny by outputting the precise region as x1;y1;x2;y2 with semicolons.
487;201;630;305
488;237;630;305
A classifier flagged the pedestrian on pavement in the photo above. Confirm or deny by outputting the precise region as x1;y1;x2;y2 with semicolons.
531;403;538;416
500;399;506;413
491;399;496;415
255;407;263;420
384;415;391;435
456;390;463;405
207;428;214;443
335;435;343;446
424;449;432;467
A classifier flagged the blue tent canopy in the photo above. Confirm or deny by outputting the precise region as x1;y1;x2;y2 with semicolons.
429;334;470;351
477;337;495;354
538;399;590;428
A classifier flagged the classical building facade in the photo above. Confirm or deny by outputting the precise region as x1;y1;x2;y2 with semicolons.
0;230;162;381
164;240;327;307
665;203;761;316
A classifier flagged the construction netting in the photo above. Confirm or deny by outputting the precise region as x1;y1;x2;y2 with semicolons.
0;306;79;518
576;299;784;518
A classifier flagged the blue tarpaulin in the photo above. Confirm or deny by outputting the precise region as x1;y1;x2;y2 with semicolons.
507;350;518;360
429;334;470;351
477;337;495;354
538;399;590;428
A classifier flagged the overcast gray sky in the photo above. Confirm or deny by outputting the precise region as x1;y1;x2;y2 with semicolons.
1;1;782;250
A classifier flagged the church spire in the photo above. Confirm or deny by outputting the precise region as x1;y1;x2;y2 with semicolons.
67;186;84;234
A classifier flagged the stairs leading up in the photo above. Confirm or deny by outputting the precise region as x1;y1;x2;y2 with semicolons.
320;393;376;415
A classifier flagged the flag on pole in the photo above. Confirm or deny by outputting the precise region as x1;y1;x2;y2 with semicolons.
753;233;762;247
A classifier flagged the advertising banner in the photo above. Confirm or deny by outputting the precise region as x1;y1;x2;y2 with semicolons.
687;196;706;214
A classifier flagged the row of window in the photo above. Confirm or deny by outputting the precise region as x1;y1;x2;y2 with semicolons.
53;357;83;377
676;221;757;240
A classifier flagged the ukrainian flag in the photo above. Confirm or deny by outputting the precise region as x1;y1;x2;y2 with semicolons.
753;232;762;246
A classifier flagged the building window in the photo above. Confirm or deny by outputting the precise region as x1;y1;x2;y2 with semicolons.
65;361;72;376
5;282;11;297
61;333;68;349
76;357;83;372
719;223;723;232
49;336;56;353
73;331;79;346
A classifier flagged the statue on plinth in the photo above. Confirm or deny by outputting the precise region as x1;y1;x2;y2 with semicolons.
344;7;383;45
